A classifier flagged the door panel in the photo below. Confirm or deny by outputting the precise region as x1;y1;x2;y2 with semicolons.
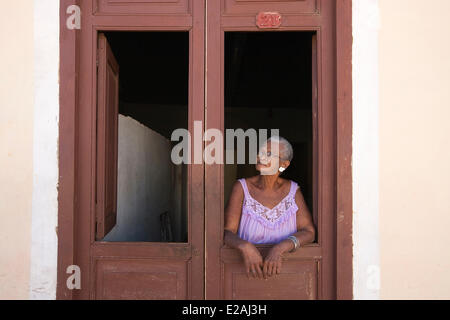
74;1;205;300
94;258;188;299
92;32;202;299
94;0;190;15
221;246;320;300
224;262;317;300
96;34;119;240
223;0;319;15
205;0;337;299
91;242;193;299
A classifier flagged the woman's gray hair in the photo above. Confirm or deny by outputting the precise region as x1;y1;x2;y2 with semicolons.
266;136;294;161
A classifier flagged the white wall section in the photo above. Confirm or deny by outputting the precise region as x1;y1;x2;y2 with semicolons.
29;0;60;299
103;115;173;242
352;0;381;300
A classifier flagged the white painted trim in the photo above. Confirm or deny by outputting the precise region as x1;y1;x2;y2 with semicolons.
29;0;60;300
352;0;381;300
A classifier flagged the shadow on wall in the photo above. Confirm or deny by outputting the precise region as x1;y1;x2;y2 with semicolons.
103;115;186;242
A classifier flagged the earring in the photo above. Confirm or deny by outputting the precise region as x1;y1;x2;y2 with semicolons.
279;167;285;173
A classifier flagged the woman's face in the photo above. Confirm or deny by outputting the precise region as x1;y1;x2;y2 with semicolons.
256;142;281;175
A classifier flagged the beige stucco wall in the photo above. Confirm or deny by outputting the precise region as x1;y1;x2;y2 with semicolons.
0;1;34;299
379;0;450;299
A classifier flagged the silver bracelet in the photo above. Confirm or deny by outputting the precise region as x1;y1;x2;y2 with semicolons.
287;235;300;253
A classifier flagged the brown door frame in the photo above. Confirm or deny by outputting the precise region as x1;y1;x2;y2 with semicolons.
57;0;352;299
335;0;353;300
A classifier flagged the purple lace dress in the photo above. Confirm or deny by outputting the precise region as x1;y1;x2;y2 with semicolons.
237;178;299;244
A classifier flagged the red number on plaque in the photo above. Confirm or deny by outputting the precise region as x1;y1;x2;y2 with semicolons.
256;12;282;29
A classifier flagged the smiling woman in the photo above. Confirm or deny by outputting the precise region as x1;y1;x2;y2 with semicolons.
224;137;316;279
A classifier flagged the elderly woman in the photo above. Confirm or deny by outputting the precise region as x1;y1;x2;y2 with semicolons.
224;136;315;279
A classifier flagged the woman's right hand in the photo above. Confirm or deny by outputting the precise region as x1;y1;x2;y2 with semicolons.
238;242;264;279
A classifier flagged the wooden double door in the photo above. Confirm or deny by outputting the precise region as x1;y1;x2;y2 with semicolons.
63;0;346;300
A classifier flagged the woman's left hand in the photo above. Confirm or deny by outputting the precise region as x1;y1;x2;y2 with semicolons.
263;246;283;279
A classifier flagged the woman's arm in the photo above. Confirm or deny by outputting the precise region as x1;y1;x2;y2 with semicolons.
263;188;316;277
224;181;264;279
